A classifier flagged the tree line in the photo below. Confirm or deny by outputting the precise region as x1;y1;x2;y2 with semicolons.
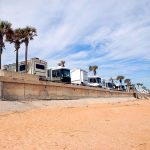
0;20;37;72
88;66;149;91
88;65;132;90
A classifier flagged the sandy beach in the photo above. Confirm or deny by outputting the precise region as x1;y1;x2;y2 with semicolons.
0;98;150;150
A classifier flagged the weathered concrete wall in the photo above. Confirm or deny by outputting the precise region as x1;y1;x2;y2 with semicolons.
0;70;134;101
0;70;39;82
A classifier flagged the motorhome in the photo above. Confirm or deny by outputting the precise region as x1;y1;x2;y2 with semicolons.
47;66;71;84
3;58;47;78
88;76;102;87
71;69;88;85
101;79;113;90
105;81;113;90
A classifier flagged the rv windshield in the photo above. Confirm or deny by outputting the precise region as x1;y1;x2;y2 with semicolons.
36;64;45;70
97;78;101;83
61;69;70;78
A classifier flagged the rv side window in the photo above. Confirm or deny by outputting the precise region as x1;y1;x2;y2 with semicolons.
108;83;113;88
52;70;56;77
47;70;51;77
89;78;92;83
36;64;45;70
20;65;25;71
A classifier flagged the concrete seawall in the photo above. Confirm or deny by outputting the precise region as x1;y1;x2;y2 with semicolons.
0;70;134;101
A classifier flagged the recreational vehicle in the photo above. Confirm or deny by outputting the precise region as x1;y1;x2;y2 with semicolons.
47;66;71;84
105;82;113;90
101;79;114;90
88;76;102;87
3;58;47;78
71;69;88;85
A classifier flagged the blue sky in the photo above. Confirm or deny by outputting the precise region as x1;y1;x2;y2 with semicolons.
0;0;150;88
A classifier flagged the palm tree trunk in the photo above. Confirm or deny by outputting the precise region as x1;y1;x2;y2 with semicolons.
25;41;28;73
0;48;2;69
120;79;122;90
16;48;19;72
0;36;3;70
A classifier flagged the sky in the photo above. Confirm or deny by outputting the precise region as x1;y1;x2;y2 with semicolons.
0;0;150;88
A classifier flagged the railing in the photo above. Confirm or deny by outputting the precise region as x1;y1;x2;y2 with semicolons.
134;88;149;99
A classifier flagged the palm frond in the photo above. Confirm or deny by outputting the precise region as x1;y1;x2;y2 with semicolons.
116;75;124;80
58;60;65;67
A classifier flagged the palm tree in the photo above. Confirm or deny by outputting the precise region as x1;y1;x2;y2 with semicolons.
124;79;131;92
89;65;98;76
6;28;24;72
116;75;124;90
22;27;37;72
0;20;12;69
58;60;65;67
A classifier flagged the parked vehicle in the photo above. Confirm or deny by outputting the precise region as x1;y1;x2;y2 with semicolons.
101;79;113;90
106;81;113;90
47;66;71;84
88;76;102;87
71;69;88;85
3;58;47;78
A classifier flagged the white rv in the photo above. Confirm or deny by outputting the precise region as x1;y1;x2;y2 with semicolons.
71;69;88;85
47;66;71;84
88;76;102;87
3;58;47;78
102;79;113;90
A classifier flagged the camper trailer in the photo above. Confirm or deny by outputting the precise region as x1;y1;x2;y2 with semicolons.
71;69;88;85
47;66;71;84
88;76;102;87
3;58;47;78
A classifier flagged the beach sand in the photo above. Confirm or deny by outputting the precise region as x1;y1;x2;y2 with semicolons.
0;98;150;150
